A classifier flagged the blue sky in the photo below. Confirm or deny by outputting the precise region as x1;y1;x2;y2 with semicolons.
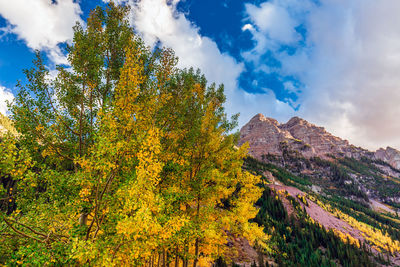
1;0;297;101
1;0;400;150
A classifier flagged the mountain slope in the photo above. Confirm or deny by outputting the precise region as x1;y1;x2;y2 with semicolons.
243;156;400;266
239;114;400;266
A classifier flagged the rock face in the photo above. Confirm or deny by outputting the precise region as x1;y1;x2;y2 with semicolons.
281;117;349;156
239;114;399;166
238;114;294;158
375;147;400;170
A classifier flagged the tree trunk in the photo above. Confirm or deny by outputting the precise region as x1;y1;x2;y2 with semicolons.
193;238;199;267
175;246;179;267
184;241;189;267
166;251;170;267
79;81;85;157
193;194;200;267
158;253;162;267
163;249;166;267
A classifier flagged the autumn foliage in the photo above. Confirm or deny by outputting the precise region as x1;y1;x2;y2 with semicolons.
0;4;266;266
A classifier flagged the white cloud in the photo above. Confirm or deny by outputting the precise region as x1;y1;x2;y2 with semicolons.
129;0;241;87
120;0;294;127
300;0;400;150
0;24;12;39
243;0;314;60
0;86;13;115
244;0;400;151
245;2;299;45
0;0;82;64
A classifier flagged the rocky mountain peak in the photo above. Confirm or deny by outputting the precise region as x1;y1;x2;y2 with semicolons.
250;113;279;124
281;116;329;136
283;116;310;127
241;114;285;136
239;115;294;159
239;113;367;161
385;146;398;153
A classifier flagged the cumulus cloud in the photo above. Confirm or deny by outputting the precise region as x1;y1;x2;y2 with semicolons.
128;0;241;93
245;2;299;45
115;0;294;126
243;0;313;57
0;0;82;64
0;86;13;115
244;0;400;150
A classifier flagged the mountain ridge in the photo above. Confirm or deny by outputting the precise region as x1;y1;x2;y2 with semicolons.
239;113;400;170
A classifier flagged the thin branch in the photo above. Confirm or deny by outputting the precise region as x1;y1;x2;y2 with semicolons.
7;218;47;238
3;218;44;243
85;169;118;241
43;83;80;136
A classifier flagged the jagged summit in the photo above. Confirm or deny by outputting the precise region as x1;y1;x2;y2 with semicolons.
239;113;400;170
283;116;310;126
250;113;279;125
251;113;266;120
239;114;358;159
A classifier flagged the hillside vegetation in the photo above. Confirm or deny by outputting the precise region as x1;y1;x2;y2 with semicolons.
244;156;400;266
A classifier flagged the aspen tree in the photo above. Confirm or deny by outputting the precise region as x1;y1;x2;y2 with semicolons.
2;3;268;266
156;69;268;266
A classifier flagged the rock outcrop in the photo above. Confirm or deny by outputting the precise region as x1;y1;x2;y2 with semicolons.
238;114;294;159
281;117;347;155
280;117;369;158
375;147;400;170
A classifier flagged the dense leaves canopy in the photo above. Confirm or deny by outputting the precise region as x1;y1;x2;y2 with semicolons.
0;4;265;266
